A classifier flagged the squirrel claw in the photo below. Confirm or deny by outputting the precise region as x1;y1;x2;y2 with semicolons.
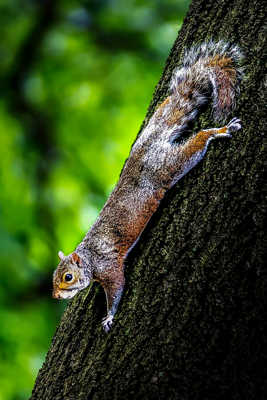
102;315;114;333
227;117;242;133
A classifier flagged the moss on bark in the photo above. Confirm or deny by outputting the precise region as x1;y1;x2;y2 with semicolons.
31;0;267;398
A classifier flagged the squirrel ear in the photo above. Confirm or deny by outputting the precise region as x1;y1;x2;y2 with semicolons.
72;252;81;266
58;251;65;260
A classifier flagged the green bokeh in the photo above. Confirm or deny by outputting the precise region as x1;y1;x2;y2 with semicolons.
0;1;189;398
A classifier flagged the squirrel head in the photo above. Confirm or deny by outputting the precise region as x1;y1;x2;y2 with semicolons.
52;251;91;299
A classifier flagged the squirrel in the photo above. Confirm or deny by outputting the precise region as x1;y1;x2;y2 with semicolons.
52;41;244;332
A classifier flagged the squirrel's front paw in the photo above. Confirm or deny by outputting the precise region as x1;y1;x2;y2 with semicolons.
227;117;242;133
102;314;114;333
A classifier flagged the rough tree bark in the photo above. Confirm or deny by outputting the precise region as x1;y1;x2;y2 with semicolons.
31;0;266;399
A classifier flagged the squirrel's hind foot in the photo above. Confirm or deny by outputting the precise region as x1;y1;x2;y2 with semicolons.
102;314;114;333
213;117;242;140
226;118;242;133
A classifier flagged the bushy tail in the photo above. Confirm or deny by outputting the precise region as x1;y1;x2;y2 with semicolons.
170;40;244;122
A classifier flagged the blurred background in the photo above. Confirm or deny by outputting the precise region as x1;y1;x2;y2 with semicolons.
0;0;189;398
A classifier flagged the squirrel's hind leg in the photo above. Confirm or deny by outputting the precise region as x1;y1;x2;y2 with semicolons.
181;118;242;161
169;118;242;181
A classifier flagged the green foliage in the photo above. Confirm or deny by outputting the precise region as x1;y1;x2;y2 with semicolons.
0;0;189;398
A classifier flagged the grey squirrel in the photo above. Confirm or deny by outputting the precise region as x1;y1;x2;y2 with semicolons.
52;40;243;332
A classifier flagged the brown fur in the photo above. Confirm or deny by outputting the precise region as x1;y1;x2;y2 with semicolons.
156;97;170;117
166;108;184;127
207;55;237;112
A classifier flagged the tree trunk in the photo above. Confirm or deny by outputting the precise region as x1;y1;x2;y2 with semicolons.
31;0;266;399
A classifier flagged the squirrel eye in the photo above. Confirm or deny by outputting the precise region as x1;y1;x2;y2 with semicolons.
63;273;73;282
